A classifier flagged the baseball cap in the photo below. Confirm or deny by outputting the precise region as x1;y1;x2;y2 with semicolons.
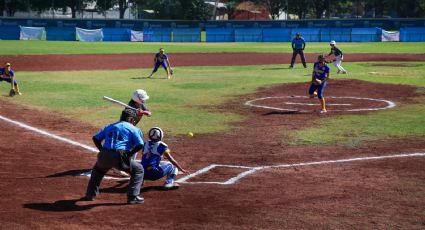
5;63;11;66
330;40;336;45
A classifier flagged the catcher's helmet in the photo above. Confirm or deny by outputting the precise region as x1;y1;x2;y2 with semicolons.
148;127;164;142
132;89;149;104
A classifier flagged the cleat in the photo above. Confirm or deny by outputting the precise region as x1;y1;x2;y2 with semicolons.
164;182;180;190
128;196;144;204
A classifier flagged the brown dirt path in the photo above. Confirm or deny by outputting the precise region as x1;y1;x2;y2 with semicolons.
1;53;424;71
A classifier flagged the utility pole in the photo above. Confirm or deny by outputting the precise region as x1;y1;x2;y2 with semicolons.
212;0;219;20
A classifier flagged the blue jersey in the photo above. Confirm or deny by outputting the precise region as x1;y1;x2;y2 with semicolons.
141;140;169;168
0;68;14;78
155;53;168;64
94;121;144;152
312;62;330;81
292;37;305;49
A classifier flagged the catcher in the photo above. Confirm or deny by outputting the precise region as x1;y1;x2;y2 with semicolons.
309;54;330;113
147;48;173;79
0;62;22;96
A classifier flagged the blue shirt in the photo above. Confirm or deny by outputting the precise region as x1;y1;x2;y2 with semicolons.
141;140;169;168
94;121;144;152
292;37;305;49
155;53;168;64
312;62;330;81
0;68;14;78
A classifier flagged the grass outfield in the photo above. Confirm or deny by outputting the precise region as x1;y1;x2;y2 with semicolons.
1;62;425;147
0;40;425;55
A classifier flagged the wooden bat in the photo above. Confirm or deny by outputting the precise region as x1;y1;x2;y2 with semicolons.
103;96;137;111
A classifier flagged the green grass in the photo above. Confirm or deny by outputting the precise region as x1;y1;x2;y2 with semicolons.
0;40;424;55
1;61;425;147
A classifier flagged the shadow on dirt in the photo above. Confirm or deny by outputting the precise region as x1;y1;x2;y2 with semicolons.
23;198;125;212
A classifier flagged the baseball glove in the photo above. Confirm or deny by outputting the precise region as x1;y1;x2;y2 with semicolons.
9;88;16;97
312;79;322;86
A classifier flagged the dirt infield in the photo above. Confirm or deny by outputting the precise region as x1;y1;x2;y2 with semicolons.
1;53;425;71
0;54;424;229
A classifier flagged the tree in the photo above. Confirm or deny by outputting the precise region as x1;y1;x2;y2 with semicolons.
31;0;93;18
259;0;287;20
1;0;29;17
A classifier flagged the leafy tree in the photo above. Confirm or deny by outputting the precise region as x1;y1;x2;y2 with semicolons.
30;0;93;18
1;0;29;16
259;0;287;20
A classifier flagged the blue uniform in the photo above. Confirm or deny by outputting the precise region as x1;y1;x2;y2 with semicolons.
0;68;18;85
152;52;169;73
141;140;178;184
308;62;330;99
292;37;305;50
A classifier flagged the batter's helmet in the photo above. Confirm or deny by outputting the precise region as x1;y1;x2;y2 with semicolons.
132;89;149;104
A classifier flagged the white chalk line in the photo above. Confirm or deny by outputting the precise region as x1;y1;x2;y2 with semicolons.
245;96;396;112
0;115;98;153
284;102;352;106
176;152;425;185
1;114;423;186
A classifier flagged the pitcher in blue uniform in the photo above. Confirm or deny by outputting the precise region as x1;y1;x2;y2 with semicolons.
147;48;173;79
0;62;22;96
141;127;187;189
308;54;330;113
84;109;145;204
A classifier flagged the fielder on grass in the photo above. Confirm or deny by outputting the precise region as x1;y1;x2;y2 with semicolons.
326;41;348;74
0;62;22;96
147;48;173;79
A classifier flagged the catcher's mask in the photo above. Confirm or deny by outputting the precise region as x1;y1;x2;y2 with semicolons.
132;89;149;104
148;127;164;142
120;109;140;125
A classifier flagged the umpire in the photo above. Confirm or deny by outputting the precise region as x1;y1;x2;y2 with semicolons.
84;109;145;204
289;32;307;68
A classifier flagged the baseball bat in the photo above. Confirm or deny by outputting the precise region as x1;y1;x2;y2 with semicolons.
103;96;137;111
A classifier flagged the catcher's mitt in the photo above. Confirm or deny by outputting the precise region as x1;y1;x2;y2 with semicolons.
9;88;16;97
312;79;322;86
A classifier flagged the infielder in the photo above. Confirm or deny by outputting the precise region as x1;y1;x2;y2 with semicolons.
84;109;145;204
147;48;173;79
309;54;330;113
141;127;187;189
326;41;347;74
0;62;22;96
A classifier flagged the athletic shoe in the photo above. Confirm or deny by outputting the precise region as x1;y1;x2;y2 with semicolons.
128;196;144;204
337;70;341;74
17;92;22;95
342;71;348;74
289;65;293;68
320;109;327;114
164;182;180;189
167;75;171;79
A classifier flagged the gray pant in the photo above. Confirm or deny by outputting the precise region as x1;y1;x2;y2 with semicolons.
290;49;307;67
85;149;144;199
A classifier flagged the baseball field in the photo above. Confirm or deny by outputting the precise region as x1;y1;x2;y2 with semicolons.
0;41;424;229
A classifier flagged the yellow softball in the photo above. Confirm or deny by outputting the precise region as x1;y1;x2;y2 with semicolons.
187;132;194;138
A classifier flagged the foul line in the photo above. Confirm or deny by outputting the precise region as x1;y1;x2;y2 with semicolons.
0;115;98;153
176;152;425;185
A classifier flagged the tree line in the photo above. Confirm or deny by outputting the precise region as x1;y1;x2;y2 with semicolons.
0;0;424;20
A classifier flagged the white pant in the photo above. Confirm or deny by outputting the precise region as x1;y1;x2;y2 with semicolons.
332;55;347;73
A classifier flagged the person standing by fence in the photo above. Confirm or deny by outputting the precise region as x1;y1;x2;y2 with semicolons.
289;32;307;68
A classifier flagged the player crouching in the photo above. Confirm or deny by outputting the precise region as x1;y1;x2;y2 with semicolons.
141;127;187;189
